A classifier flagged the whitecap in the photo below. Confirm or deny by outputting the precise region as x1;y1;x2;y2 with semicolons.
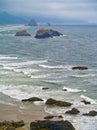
30;74;51;79
71;74;95;78
3;60;47;67
63;86;84;92
39;64;72;70
0;55;18;60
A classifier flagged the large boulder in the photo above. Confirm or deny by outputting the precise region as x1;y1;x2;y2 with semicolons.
65;108;80;115
72;66;88;70
22;97;43;102
15;30;31;36
30;120;75;130
45;98;72;107
35;29;63;39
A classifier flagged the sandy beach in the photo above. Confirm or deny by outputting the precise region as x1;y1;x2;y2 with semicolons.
0;102;48;123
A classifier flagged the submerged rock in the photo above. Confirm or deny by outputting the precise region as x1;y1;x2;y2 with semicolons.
65;108;80;115
22;97;43;102
15;30;31;36
45;98;72;107
35;29;63;39
72;66;88;70
83;110;97;116
30;120;75;130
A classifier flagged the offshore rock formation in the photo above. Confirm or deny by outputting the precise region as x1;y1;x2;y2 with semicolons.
35;29;63;39
28;19;38;26
15;30;31;36
30;120;75;130
45;98;72;107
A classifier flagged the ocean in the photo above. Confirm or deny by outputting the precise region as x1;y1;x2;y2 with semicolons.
0;25;97;129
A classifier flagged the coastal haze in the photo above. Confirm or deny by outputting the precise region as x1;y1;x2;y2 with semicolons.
0;0;97;25
0;1;97;130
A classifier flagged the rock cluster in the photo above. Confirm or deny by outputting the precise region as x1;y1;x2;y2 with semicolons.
35;29;63;39
0;120;24;130
30;120;75;130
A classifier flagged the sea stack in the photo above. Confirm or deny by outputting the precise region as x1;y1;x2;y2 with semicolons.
35;29;63;39
28;19;38;26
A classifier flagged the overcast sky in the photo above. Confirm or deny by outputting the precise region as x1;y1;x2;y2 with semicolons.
0;0;97;24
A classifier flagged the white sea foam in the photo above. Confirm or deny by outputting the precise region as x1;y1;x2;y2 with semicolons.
39;64;72;70
63;86;85;92
3;60;47;67
0;55;18;60
0;85;36;100
14;68;40;75
80;94;96;104
30;74;51;79
3;66;15;70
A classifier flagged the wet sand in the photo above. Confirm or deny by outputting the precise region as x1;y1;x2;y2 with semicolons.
0;103;48;123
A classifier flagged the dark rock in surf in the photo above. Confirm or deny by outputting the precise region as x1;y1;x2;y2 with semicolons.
42;87;49;90
22;97;43;102
15;30;31;36
81;100;91;105
30;120;75;130
45;98;72;107
44;115;54;120
65;108;80;115
83;110;97;116
72;66;88;70
35;29;63;39
63;89;67;91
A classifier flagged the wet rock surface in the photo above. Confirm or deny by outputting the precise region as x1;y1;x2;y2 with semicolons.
22;97;43;102
65;108;80;115
30;120;75;130
45;98;72;107
83;110;97;116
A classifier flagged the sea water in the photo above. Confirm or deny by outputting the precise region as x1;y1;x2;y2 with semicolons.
0;25;97;129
